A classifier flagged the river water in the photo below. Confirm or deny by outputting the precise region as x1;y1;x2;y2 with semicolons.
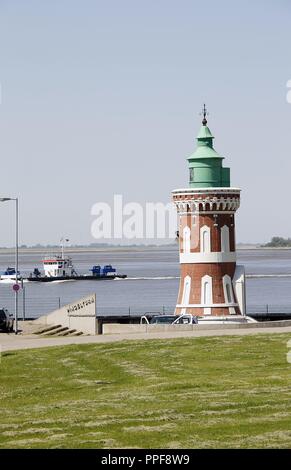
0;247;290;318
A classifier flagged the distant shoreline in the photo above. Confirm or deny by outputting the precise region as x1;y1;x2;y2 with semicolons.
0;245;290;254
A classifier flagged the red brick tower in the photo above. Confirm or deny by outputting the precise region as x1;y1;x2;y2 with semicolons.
172;107;246;318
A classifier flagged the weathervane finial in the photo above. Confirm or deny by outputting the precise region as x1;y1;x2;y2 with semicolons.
201;103;208;126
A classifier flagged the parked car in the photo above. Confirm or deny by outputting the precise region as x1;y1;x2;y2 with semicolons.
140;314;198;325
0;308;14;332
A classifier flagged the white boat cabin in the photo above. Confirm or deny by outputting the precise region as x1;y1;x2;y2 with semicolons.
43;255;74;277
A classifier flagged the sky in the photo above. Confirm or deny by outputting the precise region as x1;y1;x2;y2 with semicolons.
0;0;290;246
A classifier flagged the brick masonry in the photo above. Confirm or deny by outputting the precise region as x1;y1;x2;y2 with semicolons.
173;189;241;317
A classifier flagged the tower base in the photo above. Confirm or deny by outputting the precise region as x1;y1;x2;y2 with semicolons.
196;315;256;325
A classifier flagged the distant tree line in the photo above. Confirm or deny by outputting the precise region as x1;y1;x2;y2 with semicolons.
0;242;176;249
18;243;119;248
264;237;291;247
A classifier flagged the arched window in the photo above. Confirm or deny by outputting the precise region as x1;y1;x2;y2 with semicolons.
221;225;230;252
200;225;211;253
223;274;236;314
181;275;191;314
183;226;191;253
223;275;234;303
226;283;232;303
201;275;212;315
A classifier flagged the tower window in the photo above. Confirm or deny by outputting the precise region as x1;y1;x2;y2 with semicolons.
201;275;213;315
200;225;211;253
221;225;230;252
189;168;194;182
223;275;234;303
181;275;191;314
226;283;232;303
183;226;191;253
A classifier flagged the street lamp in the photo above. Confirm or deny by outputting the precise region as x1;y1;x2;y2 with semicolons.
0;197;19;334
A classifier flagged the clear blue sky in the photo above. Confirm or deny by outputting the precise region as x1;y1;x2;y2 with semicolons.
0;0;290;245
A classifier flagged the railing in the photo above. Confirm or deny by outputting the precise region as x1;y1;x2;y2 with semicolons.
1;287;291;321
245;305;291;321
0;290;62;319
246;305;291;315
96;305;174;317
0;289;176;319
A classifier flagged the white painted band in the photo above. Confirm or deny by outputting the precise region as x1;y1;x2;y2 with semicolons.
172;187;241;194
176;303;238;308
179;252;236;263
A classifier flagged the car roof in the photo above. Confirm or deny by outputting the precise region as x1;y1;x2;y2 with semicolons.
152;315;176;318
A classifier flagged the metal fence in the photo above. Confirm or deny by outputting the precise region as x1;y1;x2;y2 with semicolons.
95;305;175;317
2;288;291;320
0;288;62;319
246;304;291;315
0;289;175;319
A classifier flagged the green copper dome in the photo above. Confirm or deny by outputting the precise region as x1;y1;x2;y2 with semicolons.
188;110;230;188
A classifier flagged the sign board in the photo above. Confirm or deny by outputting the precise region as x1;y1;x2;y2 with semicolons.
34;293;97;335
66;295;95;317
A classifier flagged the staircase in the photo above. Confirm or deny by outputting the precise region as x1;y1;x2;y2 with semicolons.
34;324;84;337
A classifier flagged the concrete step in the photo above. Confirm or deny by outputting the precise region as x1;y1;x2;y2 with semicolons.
53;328;82;337
69;330;84;336
60;329;77;336
35;324;84;337
35;324;62;335
41;326;69;336
35;325;83;337
63;329;84;336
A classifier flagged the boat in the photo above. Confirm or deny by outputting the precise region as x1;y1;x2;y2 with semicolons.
27;255;127;282
0;267;21;282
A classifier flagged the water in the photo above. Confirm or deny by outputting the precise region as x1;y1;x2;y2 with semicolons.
0;247;291;318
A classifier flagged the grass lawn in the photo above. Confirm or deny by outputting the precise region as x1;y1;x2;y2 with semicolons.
1;333;291;448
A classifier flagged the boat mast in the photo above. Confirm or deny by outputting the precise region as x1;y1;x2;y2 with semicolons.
60;237;69;259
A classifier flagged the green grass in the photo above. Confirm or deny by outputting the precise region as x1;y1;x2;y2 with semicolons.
1;333;291;448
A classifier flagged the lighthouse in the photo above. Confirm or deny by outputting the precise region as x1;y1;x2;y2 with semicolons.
172;106;246;319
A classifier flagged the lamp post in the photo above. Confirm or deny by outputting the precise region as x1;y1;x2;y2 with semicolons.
0;197;19;334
